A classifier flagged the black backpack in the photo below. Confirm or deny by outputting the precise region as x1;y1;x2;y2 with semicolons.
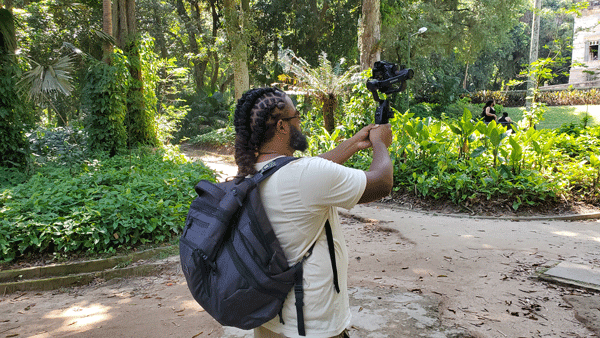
179;157;339;336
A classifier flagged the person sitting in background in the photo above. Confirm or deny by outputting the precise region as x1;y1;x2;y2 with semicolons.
481;100;498;124
498;112;513;130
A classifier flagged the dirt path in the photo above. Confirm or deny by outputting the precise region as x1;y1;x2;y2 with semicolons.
346;205;600;337
1;149;599;338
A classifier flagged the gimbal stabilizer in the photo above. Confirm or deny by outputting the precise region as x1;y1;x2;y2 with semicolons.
366;61;414;124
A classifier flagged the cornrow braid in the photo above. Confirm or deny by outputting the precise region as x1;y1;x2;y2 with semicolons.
233;87;287;177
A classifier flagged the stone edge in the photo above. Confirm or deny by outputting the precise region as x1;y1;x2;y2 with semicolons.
1;246;177;294
367;202;600;221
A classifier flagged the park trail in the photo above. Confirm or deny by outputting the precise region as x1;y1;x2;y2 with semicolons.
1;147;599;338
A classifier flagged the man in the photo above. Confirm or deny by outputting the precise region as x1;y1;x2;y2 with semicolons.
233;87;393;338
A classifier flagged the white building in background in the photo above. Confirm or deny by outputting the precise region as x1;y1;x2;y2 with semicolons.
569;0;600;86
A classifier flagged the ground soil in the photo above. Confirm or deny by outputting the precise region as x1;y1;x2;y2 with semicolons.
2;144;599;338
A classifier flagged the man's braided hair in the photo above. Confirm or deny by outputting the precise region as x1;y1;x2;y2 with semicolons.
234;87;288;176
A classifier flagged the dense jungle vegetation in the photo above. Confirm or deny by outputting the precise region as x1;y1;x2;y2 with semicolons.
1;0;599;263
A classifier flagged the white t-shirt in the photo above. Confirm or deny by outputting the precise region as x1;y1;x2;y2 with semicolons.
255;156;367;338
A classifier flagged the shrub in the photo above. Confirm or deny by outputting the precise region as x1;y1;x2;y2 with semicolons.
0;148;215;263
27;126;87;165
468;88;600;107
174;91;231;143
467;90;526;107
342;109;600;211
188;126;236;147
408;102;439;119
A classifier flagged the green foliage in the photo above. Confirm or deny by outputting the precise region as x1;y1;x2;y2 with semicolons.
448;108;483;159
538;89;600;106
409;102;440;119
252;0;360;67
590;154;600;191
188;126;236;147
467;90;526;107
1;9;17;53
27;126;87;165
126;36;160;148
136;36;191;145
278;50;360;132
419;68;465;107
520;101;547;129
468;89;600;108
81;52;129;155
0;11;30;168
174;91;231;143
0;148;215;263
384;111;600;209
1;169;31;193
19;54;75;103
475;120;511;167
315;92;600;210
442;98;483;121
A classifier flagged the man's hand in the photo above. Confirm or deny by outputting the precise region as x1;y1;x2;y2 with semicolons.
319;124;392;165
369;124;392;148
350;124;376;151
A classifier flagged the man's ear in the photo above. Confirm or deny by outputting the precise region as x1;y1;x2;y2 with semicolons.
276;119;288;134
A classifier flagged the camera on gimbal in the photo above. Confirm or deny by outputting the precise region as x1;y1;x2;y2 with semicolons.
366;61;414;124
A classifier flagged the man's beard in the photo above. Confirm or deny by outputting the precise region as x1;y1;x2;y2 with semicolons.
289;125;308;152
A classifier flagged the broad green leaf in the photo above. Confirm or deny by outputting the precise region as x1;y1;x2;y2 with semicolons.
471;146;486;158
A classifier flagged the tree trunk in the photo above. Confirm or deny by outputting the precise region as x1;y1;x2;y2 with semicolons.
102;0;113;62
175;0;204;92
126;0;136;38
113;0;129;49
152;6;168;59
526;0;542;108
224;0;249;100
190;0;210;91
323;94;337;133
208;0;221;91
359;0;380;71
113;0;158;147
463;62;469;90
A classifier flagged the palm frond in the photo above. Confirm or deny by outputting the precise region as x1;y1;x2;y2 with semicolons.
278;49;360;97
93;29;116;45
19;55;75;103
62;42;84;56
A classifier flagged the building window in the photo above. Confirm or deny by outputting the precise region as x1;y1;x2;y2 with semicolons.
590;41;599;61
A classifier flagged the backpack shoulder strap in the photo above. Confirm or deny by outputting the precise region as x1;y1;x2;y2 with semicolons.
293;219;339;336
324;220;340;293
248;156;298;186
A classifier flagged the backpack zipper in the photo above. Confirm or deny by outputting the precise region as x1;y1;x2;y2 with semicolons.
245;199;275;261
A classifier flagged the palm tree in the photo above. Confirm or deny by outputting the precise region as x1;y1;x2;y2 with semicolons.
279;50;359;133
18;52;75;126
